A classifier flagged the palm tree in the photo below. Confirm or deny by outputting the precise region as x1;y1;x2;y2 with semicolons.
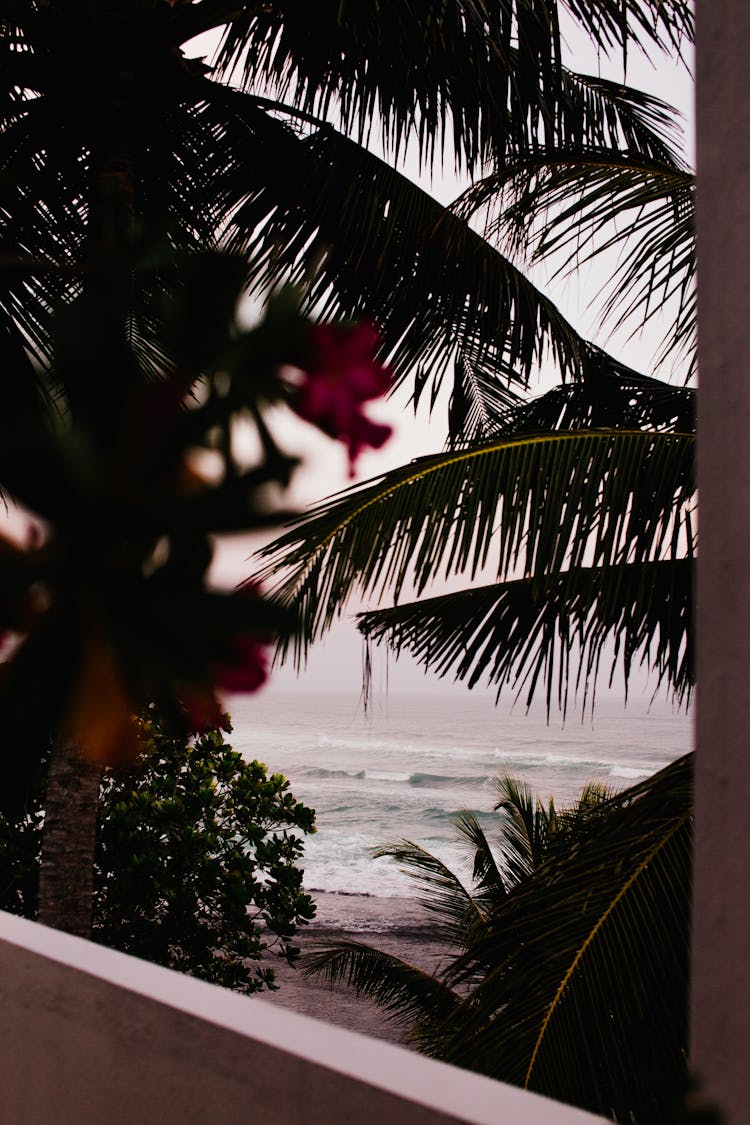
259;363;695;712
307;755;692;1122
2;2;692;389
2;3;693;929
256;93;696;711
255;34;696;1113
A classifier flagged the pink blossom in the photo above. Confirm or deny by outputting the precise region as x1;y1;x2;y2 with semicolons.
181;607;270;734
293;322;393;473
215;635;270;695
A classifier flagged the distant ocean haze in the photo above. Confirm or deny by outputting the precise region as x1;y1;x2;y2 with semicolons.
228;689;692;903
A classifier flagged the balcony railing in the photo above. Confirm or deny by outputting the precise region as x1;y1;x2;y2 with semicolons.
0;910;606;1125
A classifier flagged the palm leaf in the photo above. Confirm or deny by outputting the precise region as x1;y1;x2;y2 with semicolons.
447;354;527;447
0;91;86;366
6;7;690;402
447;354;694;446
358;557;693;712
0;48;603;401
306;755;693;1119
0;65;291;260
491;775;549;877
453;149;695;377
438;753;692;1123
373;839;487;947
0;63;296;375
302;940;461;1048
258;429;694;667
227;94;687;397
563;0;693;57
449;809;510;908
554;70;686;163
215;1;687;173
229;125;591;397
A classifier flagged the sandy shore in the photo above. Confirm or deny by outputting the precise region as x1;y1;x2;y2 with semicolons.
261;891;454;1045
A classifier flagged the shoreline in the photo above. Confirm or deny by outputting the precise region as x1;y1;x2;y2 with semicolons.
262;891;454;1045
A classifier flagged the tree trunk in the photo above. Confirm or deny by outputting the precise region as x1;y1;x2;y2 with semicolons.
34;77;136;939
37;741;103;938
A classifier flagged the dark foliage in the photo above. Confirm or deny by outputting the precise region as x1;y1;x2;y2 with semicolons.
0;712;316;994
307;756;692;1122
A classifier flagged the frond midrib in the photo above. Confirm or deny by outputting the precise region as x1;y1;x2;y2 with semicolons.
265;428;695;602
523;811;691;1087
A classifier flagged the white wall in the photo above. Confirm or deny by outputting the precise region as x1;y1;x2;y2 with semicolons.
0;912;605;1125
694;1;750;1120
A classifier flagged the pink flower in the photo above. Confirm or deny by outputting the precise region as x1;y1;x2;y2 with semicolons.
293;322;393;473
180;636;268;733
180;585;271;733
215;635;270;695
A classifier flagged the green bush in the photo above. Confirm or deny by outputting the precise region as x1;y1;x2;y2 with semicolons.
0;772;44;920
0;713;316;994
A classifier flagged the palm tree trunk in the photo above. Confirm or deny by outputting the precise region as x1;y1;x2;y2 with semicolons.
35;91;135;938
37;741;103;938
89;137;136;255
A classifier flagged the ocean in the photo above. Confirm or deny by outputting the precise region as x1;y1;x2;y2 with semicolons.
227;688;692;913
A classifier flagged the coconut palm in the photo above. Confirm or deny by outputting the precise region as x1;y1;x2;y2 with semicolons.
256;81;696;709
259;362;695;712
261;52;697;1112
2;1;692;390
3;0;695;576
304;773;618;1052
307;755;693;1122
234;15;695;715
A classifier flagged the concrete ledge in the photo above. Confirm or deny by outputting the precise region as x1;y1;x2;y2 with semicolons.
0;911;604;1125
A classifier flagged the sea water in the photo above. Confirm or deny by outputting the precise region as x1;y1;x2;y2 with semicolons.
228;688;692;902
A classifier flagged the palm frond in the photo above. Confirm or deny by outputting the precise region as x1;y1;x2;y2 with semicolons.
303;939;461;1047
447;354;694;446
453;148;695;377
562;779;615;816
491;775;548;877
447;354;526;447
0;93;88;364
305;754;693;1119
217;0;528;171
0;295;56;423
7;7;690;402
0;71;291;265
372;838;486;947
438;753;692;1123
229;125;590;398
450;810;510;908
0;65;302;376
555;71;686;163
563;0;694;58
215;1;686;173
358;558;693;713
493;773;618;876
259;429;694;667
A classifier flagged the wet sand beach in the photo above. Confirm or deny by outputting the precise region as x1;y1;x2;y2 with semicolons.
264;891;454;1045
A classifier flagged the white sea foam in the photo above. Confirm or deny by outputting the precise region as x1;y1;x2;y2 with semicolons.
364;769;412;782
229;690;692;898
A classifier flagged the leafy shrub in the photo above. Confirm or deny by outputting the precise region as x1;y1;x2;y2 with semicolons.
0;712;316;994
0;771;45;920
